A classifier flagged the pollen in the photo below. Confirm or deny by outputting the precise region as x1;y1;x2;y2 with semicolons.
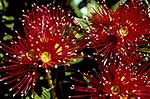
54;43;62;55
119;27;128;36
40;37;49;43
41;51;51;63
54;43;60;48
121;76;125;81
26;49;35;60
109;15;112;22
132;90;137;93
111;85;120;95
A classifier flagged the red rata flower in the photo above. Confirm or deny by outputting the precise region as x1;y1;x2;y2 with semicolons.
0;32;39;97
22;3;86;69
69;62;150;99
87;0;150;65
0;3;86;97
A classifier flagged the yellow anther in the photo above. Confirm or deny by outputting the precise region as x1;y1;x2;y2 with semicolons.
111;85;120;95
119;27;128;36
41;51;51;63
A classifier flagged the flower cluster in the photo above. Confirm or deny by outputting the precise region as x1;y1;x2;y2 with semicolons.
70;62;150;99
70;0;150;99
0;2;86;97
0;0;149;98
86;0;150;65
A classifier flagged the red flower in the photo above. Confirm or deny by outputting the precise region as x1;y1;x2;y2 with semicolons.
0;32;39;97
70;62;150;99
0;3;86;97
87;0;150;65
22;3;86;69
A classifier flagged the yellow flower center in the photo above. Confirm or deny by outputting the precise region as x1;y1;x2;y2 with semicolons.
119;27;128;36
26;49;35;60
111;85;120;95
41;51;51;63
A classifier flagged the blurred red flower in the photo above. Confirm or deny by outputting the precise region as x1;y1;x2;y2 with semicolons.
0;32;39;97
70;62;150;99
87;0;150;65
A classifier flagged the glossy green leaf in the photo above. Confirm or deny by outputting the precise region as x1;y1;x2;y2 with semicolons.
2;15;14;21
70;58;84;64
5;23;14;28
65;72;75;76
39;76;44;80
74;17;90;30
0;53;4;58
75;33;83;39
2;16;14;28
3;35;13;41
0;0;9;12
34;87;51;99
25;96;31;99
89;0;100;14
41;87;51;99
111;0;127;11
0;1;2;10
70;0;82;17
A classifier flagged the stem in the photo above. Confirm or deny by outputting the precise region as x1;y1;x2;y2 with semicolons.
46;70;57;99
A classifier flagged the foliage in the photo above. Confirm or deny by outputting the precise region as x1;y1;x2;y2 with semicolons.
34;87;51;99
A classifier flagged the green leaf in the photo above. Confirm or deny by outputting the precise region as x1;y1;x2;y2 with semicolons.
0;60;4;65
75;33;83;39
63;80;71;83
39;76;44;80
65;72;75;76
2;16;14;28
89;0;100;14
0;1;2;10
70;58;84;64
70;0;82;17
3;35;13;41
41;87;51;99
74;17;90;30
5;23;14;28
34;87;51;99
2;15;14;21
25;96;31;99
34;93;42;99
0;0;9;12
111;0;127;11
0;53;4;58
